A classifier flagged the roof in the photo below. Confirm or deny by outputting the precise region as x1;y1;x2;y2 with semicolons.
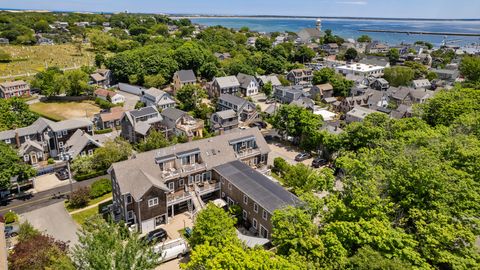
290;97;314;109
99;107;125;122
214;76;240;89
264;104;279;115
144;87;167;97
214;160;300;214
94;88;118;98
90;73;106;82
314;83;333;91
174;70;196;83
215;109;237;119
346;106;378;120
323;97;338;103
412;79;431;88
219;94;249;108
237;73;257;89
0;80;28;88
65;129;103;158
161;107;186;121
298;28;324;39
359;56;389;67
375;78;389;85
111;128;270;201
257;75;281;86
19;140;43;155
129;106;159;119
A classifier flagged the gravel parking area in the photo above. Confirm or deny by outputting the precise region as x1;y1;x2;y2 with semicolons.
117;90;140;110
267;141;313;167
34;173;70;193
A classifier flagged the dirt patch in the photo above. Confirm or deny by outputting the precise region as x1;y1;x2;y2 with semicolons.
30;101;101;120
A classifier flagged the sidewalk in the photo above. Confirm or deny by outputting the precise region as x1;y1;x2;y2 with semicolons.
69;197;112;215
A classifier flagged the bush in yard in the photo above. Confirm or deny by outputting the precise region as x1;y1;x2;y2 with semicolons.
47;158;54;164
89;178;112;199
69;187;91;208
4;211;18;224
18;221;40;242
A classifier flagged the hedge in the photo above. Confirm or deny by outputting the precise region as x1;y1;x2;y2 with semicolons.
90;178;112;199
74;170;106;181
94;128;113;134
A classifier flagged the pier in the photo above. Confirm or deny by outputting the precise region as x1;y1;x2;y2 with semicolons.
359;29;480;37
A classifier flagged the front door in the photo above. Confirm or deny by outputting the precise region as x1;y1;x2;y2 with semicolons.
30;153;38;164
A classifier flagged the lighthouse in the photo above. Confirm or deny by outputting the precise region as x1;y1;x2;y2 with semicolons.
316;18;322;32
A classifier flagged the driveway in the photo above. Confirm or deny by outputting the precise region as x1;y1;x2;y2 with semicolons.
267;141;313;166
33;173;70;193
20;201;79;246
117;90;140;110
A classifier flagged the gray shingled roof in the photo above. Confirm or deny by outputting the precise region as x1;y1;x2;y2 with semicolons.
110;128;270;200
237;73;257;89
219;94;248;108
215;109;237;119
214;76;240;89
130;106;158;119
65;129;103;158
161;107;186;122
175;70;196;83
214;160;300;214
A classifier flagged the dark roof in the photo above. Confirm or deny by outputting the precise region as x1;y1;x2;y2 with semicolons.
161;107;186;121
214;160;300;213
237;73;257;89
130;106;158;118
175;70;196;83
219;94;248;107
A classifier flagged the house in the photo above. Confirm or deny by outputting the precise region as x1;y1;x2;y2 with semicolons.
0;38;9;45
217;94;258;122
359;56;391;68
290;97;315;111
412;79;431;89
390;104;413;119
19;141;45;165
366;42;389;54
310;83;334;100
210;110;239;135
297;27;324;44
94;89;125;104
214;52;231;61
237;73;259;97
110;128;295;236
336;63;385;78
120;106;165;143
172;70;196;94
257;75;282;88
64;129;103;159
0;81;30;99
334;94;371;113
247;37;257;47
345;107;379;123
286;69;313;86
433;68;460;82
210;76;241;97
365;89;389;109
215;160;300;238
408;88;435;104
274;85;305;104
0;117;93;161
322;43;339;55
94;107;125;130
314;109;337;122
53;21;69;29
90;69;112;88
370;78;390;91
140;88;176;109
37;37;54;45
161;108;204;140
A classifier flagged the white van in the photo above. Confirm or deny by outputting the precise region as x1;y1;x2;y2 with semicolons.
155;238;190;263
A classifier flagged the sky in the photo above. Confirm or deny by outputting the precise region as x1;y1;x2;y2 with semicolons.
1;0;480;19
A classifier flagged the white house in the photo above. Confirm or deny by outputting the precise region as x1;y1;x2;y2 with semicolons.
140;87;176;109
237;73;259;96
335;63;385;78
94;88;125;104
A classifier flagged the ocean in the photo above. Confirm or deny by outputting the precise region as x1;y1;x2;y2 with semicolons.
190;17;480;46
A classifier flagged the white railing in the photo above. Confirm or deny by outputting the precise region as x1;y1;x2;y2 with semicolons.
235;148;261;158
167;191;192;206
196;182;221;195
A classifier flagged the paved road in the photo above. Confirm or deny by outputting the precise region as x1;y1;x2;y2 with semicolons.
0;175;108;216
116;90;140;111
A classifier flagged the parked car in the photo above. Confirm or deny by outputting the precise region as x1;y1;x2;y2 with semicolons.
311;157;328;168
55;169;69;180
143;228;168;244
265;98;275;104
4;224;19;238
264;134;280;142
295;152;312;162
156;238;190;263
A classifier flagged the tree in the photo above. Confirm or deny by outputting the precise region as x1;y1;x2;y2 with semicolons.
189;203;237;248
459;55;480;82
313;68;335;85
349;246;414;270
387;48;400;66
426;71;438;81
91;138;132;171
9;234;74;270
73;216;159;270
64;69;91;96
270;104;323;141
33;20;50;33
255;37;272;52
136;130;171;152
176;84;206;112
69;187;91;208
282;163;335;194
344;48;358;61
262;81;273;98
174;41;208;72
31;67;63;96
414;41;433;50
0;142;36;189
199;62;219;81
94;53;105;68
144;73;166;88
357;35;372;43
330;74;354;97
17;221;40;242
383;66;415;87
151;23;168;36
404;61;428;79
294;45;316;63
0;97;38;131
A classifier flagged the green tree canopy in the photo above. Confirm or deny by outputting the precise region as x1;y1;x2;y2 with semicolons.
0;142;36;189
383;66;415;87
459;55;480;83
387;48;400;66
269;104;323;140
344;48;358;61
0;97;38;131
357;35;372;43
176;84;207;112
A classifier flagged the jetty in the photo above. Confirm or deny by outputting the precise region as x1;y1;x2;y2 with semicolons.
359;29;480;37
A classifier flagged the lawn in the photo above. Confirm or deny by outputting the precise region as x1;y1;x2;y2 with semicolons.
30;100;101;121
71;206;99;226
65;193;112;212
0;44;94;78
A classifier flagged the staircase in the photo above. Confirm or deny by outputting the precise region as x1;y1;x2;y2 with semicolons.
189;185;205;219
242;111;260;126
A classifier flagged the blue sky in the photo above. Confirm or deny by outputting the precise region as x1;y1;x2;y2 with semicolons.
1;0;479;19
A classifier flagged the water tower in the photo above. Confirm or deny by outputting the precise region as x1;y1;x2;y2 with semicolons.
316;18;322;32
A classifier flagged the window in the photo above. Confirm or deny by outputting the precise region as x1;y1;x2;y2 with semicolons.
4;139;10;144
262;210;268;220
126;195;133;204
221;192;225;198
25;136;30;141
58;142;64;148
252;218;257;229
155;215;165;227
23;155;29;162
148;198;159;207
168;182;174;190
253;203;258;213
81;151;86;156
37;152;43;158
203;171;211;181
242;210;247;220
62;130;67;135
179;179;184;187
243;195;248;205
260;154;266;163
57;132;62;138
195;174;201;183
188;175;194;185
127;210;134;220
228;183;232;190
88;149;94;155
87;125;92;132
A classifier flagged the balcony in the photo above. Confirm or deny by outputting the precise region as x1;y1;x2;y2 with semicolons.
167;190;192;206
161;168;180;181
182;162;207;175
195;181;221;196
177;119;204;137
235;148;261;159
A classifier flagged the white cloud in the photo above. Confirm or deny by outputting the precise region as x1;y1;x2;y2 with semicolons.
336;1;368;5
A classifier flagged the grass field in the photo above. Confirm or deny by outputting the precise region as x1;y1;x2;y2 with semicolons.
30;100;101;121
0;44;94;78
71;206;99;226
65;193;112;212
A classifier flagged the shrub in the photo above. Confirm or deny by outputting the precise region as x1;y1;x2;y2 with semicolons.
273;157;290;176
4;211;18;224
93;128;112;135
69;187;91;208
74;170;105;181
134;101;145;109
95;97;113;109
90;178;112;199
47;158;54;165
18;221;40;242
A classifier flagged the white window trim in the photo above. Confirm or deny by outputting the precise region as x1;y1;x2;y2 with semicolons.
23;155;29;162
57;132;62;138
58;142;64;148
252;218;257;229
179;179;184;187
168;182;174;190
4;139;10;144
253;203;258;213
148;197;159;207
243;195;248;205
88;149;94;155
242;210;247;220
126;194;133;204
262;210;268;221
62;130;68;135
127;210;134;220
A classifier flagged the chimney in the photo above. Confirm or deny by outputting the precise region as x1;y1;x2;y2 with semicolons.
15;128;20;148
